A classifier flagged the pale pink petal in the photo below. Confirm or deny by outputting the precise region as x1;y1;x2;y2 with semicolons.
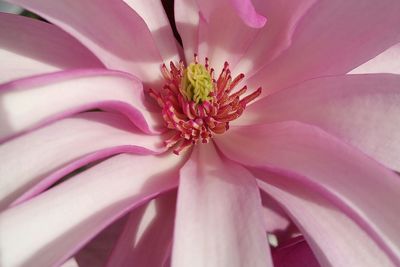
8;0;164;85
272;236;319;267
75;215;128;267
234;0;317;77
0;69;162;141
239;74;400;171
0;153;184;267
258;178;393;267
0;13;102;84
0;112;164;210
171;143;272;267
60;258;80;267
174;0;199;61
246;0;400;94
106;190;176;267
197;3;259;69
122;0;180;63
174;0;265;66
350;43;400;74
216;122;400;265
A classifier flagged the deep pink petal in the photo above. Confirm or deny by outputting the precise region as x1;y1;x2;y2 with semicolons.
239;74;400;171
0;69;162;141
234;0;317;77
228;0;266;28
122;0;181;63
216;122;400;265
106;190;176;267
350;43;400;74
246;0;400;94
0;13;102;84
272;236;320;267
0;153;185;267
171;143;272;267
8;0;164;85
0;112;164;210
258;178;393;266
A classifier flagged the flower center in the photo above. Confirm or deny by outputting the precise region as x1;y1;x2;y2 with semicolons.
149;55;261;155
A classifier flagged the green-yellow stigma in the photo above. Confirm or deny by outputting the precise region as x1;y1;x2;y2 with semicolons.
180;62;213;103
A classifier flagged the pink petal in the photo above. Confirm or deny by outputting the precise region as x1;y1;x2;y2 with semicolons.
0;153;184;267
258;178;393;266
122;0;181;63
272;236;319;267
174;0;265;66
197;3;259;69
350;43;400;74
216;122;400;265
0;69;162;141
234;0;317;77
8;0;164;85
174;0;200;61
0;112;163;210
171;143;272;267
246;0;400;94
260;191;296;242
0;13;102;84
75;216;128;267
228;0;267;28
106;190;176;267
239;74;400;171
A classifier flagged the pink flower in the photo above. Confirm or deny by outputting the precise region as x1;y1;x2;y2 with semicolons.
1;0;400;266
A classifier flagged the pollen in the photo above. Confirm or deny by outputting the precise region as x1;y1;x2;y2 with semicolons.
149;54;261;155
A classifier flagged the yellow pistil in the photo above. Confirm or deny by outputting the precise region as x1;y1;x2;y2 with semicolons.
180;63;213;103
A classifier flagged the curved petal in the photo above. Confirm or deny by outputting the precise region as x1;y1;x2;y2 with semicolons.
247;0;400;94
0;152;184;267
106;190;176;267
122;0;180;63
0;69;162;141
175;0;265;66
216;122;400;265
0;12;103;84
233;0;317;77
239;74;400;171
171;143;272;267
272;236;319;267
258;178;393;267
8;0;164;85
350;43;400;74
74;215;128;267
0;112;164;210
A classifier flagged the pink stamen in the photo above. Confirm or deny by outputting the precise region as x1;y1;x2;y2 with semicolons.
149;55;262;155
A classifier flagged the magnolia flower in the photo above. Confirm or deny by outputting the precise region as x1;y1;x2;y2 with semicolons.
1;0;400;266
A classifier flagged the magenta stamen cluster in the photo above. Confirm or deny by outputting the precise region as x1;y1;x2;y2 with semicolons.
149;55;261;155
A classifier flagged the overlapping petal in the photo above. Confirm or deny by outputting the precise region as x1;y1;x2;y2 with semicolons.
0;112;164;210
216;122;400;265
8;0;165;85
106;190;176;267
172;144;272;267
0;153;184;267
258;176;393;267
0;12;102;84
238;74;400;171
246;0;400;94
0;69;162;141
